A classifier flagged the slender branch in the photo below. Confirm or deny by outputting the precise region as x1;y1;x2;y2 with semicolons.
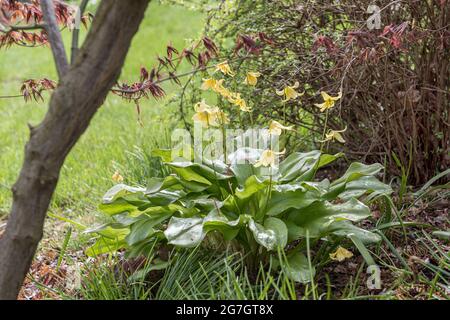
70;0;89;64
2;24;46;32
0;94;23;99
40;0;69;78
112;55;251;94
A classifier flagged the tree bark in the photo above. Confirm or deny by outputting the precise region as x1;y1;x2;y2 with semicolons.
0;0;150;300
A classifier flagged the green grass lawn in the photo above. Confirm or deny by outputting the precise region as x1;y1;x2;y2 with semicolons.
0;2;204;217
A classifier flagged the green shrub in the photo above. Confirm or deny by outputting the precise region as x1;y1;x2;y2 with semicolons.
86;146;391;283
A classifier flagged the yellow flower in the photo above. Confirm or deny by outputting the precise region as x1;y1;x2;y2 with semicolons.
112;171;124;183
330;246;353;262
314;91;342;112
215;61;235;77
229;93;251;112
204;78;236;101
194;100;211;113
201;78;217;91
320;127;347;143
192;100;229;128
244;71;261;86
268;120;294;135
254;149;286;168
276;81;304;102
217;87;233;100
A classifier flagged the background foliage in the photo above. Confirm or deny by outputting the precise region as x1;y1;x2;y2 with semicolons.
176;0;449;185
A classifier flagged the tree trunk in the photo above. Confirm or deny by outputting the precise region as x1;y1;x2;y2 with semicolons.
0;0;150;300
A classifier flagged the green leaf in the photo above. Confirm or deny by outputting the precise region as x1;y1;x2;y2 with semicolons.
146;176;180;193
126;220;157;246
84;225;130;239
164;217;205;247
100;184;149;216
99;198;140;216
145;190;184;206
336;176;393;201
328;221;381;244
102;184;146;203
228;148;263;185
279;151;341;182
126;211;173;245
285;220;305;242
265;185;319;216
203;209;249;241
169;161;232;183
234;175;270;202
287;198;371;237
86;236;127;257
264;217;288;248
284;252;315;283
332;162;384;186
248;219;277;250
326;163;386;199
170;165;213;185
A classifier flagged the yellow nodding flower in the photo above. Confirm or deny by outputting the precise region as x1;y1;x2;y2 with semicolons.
276;81;304;102
229;93;251;112
329;246;353;262
215;61;235;77
244;71;261;86
201;78;217;91
212;79;232;99
254;149;286;168
268;120;294;136
194;100;212;113
112;170;124;183
320;127;347;143
315;91;342;112
192;100;229;128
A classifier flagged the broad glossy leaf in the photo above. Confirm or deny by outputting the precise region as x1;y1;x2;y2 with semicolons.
102;184;146;203
235;175;270;201
100;185;149;216
170;165;213;185
169;161;232;183
203;209;249;241
126;221;157;246
284;252;315;283
331;162;383;186
228;148;263;185
323;163;388;200
126;211;173;245
164;217;205;247
279;151;342;183
248;219;277;250
265;185;319;216
146;190;184;206
86;237;127;257
146;176;180;194
328;221;381;244
336;176;393;201
264;217;288;248
287;198;371;237
84;225;129;239
285;220;306;242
